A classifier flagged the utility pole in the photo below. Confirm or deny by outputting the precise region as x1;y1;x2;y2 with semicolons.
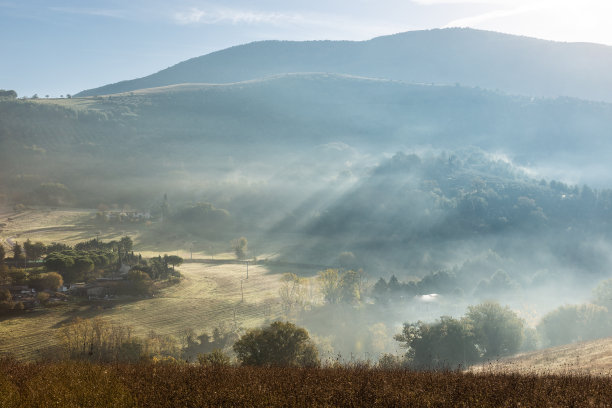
246;261;249;279
240;279;244;302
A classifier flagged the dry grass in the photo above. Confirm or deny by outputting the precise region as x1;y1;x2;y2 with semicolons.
1;359;612;407
0;208;130;248
0;209;298;359
0;261;287;359
470;337;612;376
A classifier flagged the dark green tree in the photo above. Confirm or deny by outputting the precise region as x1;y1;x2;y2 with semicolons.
23;239;46;260
163;255;183;272
0;89;17;99
233;321;319;367
395;316;479;369
466;302;524;358
12;242;24;261
44;253;75;275
120;236;133;253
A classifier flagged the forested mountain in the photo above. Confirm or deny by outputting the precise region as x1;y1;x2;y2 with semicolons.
76;28;612;103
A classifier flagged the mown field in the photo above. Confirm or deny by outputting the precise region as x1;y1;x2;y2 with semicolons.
2;359;612;407
0;209;295;360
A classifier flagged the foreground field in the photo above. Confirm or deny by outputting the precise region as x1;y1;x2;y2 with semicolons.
2;360;612;407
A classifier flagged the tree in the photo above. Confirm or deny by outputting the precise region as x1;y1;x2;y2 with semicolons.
395;316;479;369
23;239;46;261
279;273;307;315
233;321;319;367
12;242;23;261
339;269;365;303
7;269;28;285
127;269;153;295
593;278;612;310
465;302;524;359
232;237;248;260
0;265;8;285
119;236;133;253
0;245;5;263
29;272;63;291
537;303;612;347
44;253;75;275
318;269;341;304
372;277;389;303
164;255;183;271
318;268;365;304
0;89;17;99
0;288;15;315
71;256;94;281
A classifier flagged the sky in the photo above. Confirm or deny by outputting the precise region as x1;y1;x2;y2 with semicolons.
1;0;612;97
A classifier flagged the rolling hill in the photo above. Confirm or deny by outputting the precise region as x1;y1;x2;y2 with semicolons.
5;74;612;202
76;28;612;103
471;336;612;375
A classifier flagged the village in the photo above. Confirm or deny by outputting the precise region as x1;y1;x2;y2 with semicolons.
0;234;182;316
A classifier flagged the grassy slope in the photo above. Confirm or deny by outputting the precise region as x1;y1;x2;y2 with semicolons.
471;337;612;375
0;209;291;360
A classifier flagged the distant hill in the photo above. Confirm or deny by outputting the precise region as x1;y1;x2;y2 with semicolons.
76;28;612;102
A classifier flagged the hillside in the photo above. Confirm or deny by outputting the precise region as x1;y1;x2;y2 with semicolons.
76;28;612;103
471;336;612;375
5;75;612;207
4;75;612;300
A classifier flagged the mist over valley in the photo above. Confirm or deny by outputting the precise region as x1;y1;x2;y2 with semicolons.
3;28;612;373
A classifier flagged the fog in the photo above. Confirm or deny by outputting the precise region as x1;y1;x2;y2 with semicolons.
3;32;612;364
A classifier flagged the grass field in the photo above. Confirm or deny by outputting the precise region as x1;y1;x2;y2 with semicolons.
0;208;297;360
470;336;612;376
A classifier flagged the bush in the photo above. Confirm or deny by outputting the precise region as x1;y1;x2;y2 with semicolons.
29;272;63;291
233;321;319;367
36;292;50;305
198;349;231;367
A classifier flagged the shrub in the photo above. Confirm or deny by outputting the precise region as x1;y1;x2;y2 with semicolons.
233;321;319;367
198;349;231;367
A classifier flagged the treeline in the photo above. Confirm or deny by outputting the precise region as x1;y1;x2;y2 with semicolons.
310;151;612;239
392;302;525;369
296;150;612;273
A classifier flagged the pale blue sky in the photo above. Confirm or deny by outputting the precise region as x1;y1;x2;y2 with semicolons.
2;0;611;97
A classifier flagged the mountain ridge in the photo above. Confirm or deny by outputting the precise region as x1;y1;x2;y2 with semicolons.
76;28;612;102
